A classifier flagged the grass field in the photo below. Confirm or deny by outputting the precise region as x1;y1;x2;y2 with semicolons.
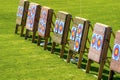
0;0;120;80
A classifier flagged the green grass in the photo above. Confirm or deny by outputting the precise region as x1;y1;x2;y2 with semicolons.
0;0;120;80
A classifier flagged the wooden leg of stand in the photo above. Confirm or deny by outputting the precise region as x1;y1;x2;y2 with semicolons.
60;44;65;58
86;59;92;73
20;25;24;37
51;42;56;54
32;30;36;43
77;51;84;68
37;35;41;46
25;29;29;40
15;24;19;34
44;37;48;50
97;61;105;80
67;50;73;63
108;70;114;80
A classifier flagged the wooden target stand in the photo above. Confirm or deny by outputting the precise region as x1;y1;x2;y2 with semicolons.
25;3;41;43
37;6;53;50
15;0;29;36
108;31;120;80
66;17;91;67
51;11;72;58
85;23;112;80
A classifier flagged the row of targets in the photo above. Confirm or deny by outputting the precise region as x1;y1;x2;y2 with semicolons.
15;0;120;80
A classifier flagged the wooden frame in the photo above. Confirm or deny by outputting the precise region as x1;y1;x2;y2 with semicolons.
15;0;29;36
108;31;120;80
86;23;112;80
66;17;90;68
51;11;72;58
37;6;53;50
25;3;41;43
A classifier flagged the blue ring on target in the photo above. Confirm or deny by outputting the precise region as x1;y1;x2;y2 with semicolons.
76;24;83;37
74;37;81;52
91;33;97;48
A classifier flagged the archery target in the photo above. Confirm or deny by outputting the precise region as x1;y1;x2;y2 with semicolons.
38;9;48;35
76;24;83;37
96;35;103;51
112;44;120;61
26;4;36;30
41;10;48;23
58;21;64;34
17;6;24;18
91;33;97;48
70;27;77;40
38;22;46;35
54;19;59;33
74;37;81;51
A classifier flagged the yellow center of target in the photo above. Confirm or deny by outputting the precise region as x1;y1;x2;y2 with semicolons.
28;11;30;16
98;39;101;46
60;26;62;31
42;27;44;31
76;41;79;47
92;38;95;44
72;32;75;36
115;49;118;56
78;29;81;33
56;24;58;29
30;20;32;24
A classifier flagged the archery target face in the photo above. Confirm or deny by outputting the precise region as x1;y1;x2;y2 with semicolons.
76;24;83;37
17;6;24;18
58;21;64;34
54;19;59;33
91;33;97;48
74;37;81;51
112;44;120;61
70;27;77;40
26;4;36;30
38;8;48;36
96;35;103;51
38;22;46;35
41;10;48;23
